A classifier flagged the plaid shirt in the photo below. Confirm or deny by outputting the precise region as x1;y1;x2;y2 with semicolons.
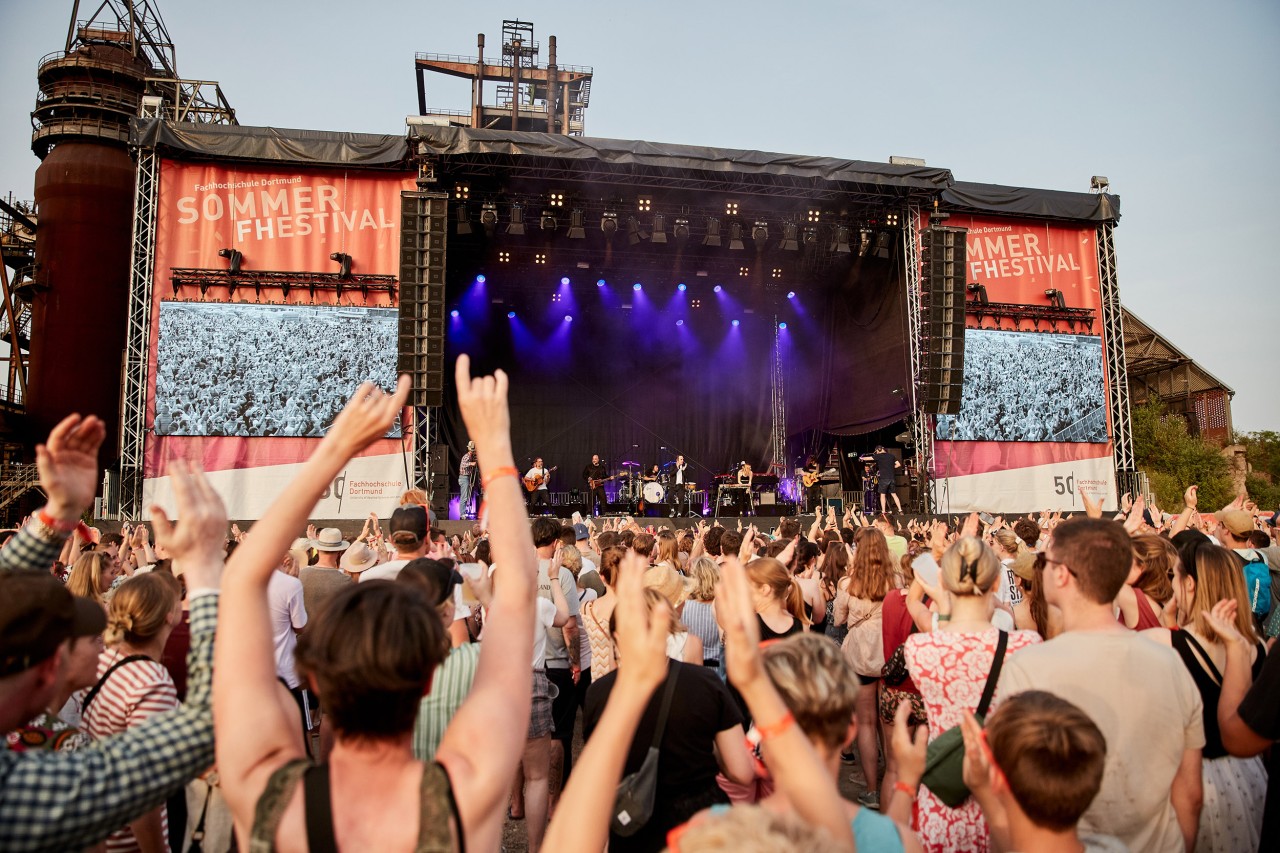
0;520;219;853
0;518;65;574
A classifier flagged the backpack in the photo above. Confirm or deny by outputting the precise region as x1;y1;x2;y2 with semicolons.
1240;552;1271;621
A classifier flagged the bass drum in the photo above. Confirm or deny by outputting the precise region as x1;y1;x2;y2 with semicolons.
642;481;666;504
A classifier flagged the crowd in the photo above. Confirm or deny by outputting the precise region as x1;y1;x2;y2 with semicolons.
936;330;1109;443
2;356;1279;853
154;302;398;437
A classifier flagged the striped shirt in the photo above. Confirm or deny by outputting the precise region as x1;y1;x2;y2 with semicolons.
412;642;481;762
82;651;180;853
682;599;722;662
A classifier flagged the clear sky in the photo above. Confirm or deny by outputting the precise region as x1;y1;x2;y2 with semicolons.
2;0;1277;431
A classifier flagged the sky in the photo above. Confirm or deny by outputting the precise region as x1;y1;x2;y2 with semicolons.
2;0;1277;431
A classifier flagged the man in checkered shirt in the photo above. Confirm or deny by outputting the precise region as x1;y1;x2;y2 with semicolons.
0;413;227;852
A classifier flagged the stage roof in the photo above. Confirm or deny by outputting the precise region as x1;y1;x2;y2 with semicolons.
130;119;1119;223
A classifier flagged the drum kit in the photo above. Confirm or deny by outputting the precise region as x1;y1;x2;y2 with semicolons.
611;461;696;514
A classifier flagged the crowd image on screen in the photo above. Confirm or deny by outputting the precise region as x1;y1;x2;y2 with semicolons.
154;301;400;438
936;329;1108;443
5;351;1280;853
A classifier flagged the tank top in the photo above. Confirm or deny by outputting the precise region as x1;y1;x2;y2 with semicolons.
249;759;463;852
583;598;617;681
1169;628;1266;759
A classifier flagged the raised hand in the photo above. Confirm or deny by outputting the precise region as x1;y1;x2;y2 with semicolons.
325;377;410;457
454;354;511;452
1183;485;1198;511
36;413;106;520
961;512;981;538
718;556;765;691
1123;494;1146;533
1201;599;1246;646
960;710;993;798
1081;489;1102;519
149;460;228;587
613;552;670;693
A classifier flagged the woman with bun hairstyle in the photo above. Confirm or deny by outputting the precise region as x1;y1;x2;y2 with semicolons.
81;572;184;853
1116;533;1176;630
903;536;1041;853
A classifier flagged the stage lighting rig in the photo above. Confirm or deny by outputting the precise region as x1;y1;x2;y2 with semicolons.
703;217;722;247
627;216;647;246
650;214;667;244
673;217;691;243
830;226;852;254
567;209;586;239
751;221;769;249
1090;176;1110;193
455;203;473;235
1044;288;1066;309
778;222;799;251
968;283;989;305
858;229;872;257
873;231;892;258
601;211;619;236
540;211;558;232
728;222;745;251
507;203;526;236
217;247;242;275
329;252;352;278
480;202;498;235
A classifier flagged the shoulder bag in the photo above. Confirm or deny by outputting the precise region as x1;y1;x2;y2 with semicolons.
611;663;681;837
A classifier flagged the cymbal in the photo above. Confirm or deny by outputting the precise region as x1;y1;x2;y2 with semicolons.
620;461;639;467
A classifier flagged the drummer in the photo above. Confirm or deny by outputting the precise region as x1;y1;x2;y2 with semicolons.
642;463;661;482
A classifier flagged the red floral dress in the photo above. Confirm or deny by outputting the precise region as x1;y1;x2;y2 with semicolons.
903;627;1041;853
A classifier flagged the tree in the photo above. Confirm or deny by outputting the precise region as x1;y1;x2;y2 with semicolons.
1131;399;1233;511
1237;430;1280;510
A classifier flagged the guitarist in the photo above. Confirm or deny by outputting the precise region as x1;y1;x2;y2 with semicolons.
801;454;823;514
524;457;552;513
582;454;608;517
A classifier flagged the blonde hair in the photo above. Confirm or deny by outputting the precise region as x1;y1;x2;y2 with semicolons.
992;529;1025;558
746;557;809;626
654;530;680;569
940;536;1002;596
399;489;428;506
686;556;720;602
670;804;844;853
643;564;690;609
561;544;583;578
762;633;859;752
104;573;179;647
67;552;113;603
1183;544;1260;644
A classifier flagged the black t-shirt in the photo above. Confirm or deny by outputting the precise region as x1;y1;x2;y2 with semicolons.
1240;646;1280;848
583;462;607;483
873;451;898;480
584;661;743;852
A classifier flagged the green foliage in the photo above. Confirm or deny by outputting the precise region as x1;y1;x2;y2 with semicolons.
1131;399;1233;510
1239;431;1280;510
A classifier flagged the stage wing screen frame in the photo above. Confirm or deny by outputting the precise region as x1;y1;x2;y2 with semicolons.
935;329;1108;444
154;301;401;438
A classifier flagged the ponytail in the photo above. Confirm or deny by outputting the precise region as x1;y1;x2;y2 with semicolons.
785;577;811;627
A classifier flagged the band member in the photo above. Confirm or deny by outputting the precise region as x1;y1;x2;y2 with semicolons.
672;454;692;516
872;444;903;513
802;454;822;514
524;457;551;512
642;464;661;482
736;461;753;487
583;454;608;517
736;461;754;516
458;441;478;519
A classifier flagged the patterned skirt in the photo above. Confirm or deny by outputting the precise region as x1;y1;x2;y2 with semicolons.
527;669;556;739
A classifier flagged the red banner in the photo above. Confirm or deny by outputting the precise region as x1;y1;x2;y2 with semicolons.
143;161;416;489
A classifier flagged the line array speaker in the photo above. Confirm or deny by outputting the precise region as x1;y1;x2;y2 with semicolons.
398;191;449;407
920;225;968;415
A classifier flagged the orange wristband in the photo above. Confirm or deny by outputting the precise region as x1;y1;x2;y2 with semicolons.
481;466;520;491
894;780;918;799
755;710;795;742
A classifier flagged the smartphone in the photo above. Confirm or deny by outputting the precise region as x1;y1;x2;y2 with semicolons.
978;512;994;526
458;562;483;607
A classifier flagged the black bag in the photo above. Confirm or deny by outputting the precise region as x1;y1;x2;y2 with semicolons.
611;663;681;837
81;654;151;716
920;630;1007;807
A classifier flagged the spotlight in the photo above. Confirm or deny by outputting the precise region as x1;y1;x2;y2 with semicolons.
677;283;687;292
728;222;745;251
638;197;652;212
450;309;460;318
803;227;819;249
676;319;684;326
560;276;570;285
778;222;799;251
874;231;892;258
567;209;586;239
713;285;723;293
786;290;796;299
480;202;498;233
806;208;821;223
1045;288;1066;309
751;220;769;248
596;278;606;287
778;322;788;330
453;184;470;200
329;252;351;278
548;191;565;207
476;274;487;284
455;203;472;235
498;250;511;262
830;226;852;254
564;314;573;322
738;266;750;277
703;217;722;247
601;212;619;235
633;282;643;291
506;203;526;236
725;201;739;216
772;268;783;279
673;217;690;242
1090;175;1110;192
627;217;644;246
507;310;516;318
650;214;667;244
540;211;558;231
731;319;740;327
217;247;242;275
967;283;989;304
884;212;900;227
534;252;547;265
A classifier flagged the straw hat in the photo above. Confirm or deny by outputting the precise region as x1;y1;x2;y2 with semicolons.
310;527;350;552
340;542;379;573
643;565;691;608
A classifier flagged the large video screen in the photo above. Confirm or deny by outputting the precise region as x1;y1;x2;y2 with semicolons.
935;329;1107;443
155;301;400;437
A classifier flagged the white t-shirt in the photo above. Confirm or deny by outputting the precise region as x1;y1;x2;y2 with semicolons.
532;597;558;669
267;570;308;688
525;467;549;491
991;558;1022;632
359;557;410;583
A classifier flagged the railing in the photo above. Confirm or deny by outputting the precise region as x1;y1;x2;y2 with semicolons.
415;52;592;75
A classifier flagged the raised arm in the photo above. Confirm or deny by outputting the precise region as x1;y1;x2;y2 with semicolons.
435;356;538;848
1203;600;1273;756
214;378;409;817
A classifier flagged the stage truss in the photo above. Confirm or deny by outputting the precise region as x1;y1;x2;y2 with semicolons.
904;203;934;514
1098;222;1137;499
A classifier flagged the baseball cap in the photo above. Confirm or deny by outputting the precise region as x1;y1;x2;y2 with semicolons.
398;557;460;607
390;505;428;545
1;572;107;677
573;523;589;541
1219;510;1255;537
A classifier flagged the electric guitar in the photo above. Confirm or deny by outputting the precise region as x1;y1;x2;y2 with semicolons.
801;470;820;488
588;472;626;490
523;466;558;492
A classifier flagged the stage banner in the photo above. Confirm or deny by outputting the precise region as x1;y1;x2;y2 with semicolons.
933;449;1116;514
141;160;417;519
